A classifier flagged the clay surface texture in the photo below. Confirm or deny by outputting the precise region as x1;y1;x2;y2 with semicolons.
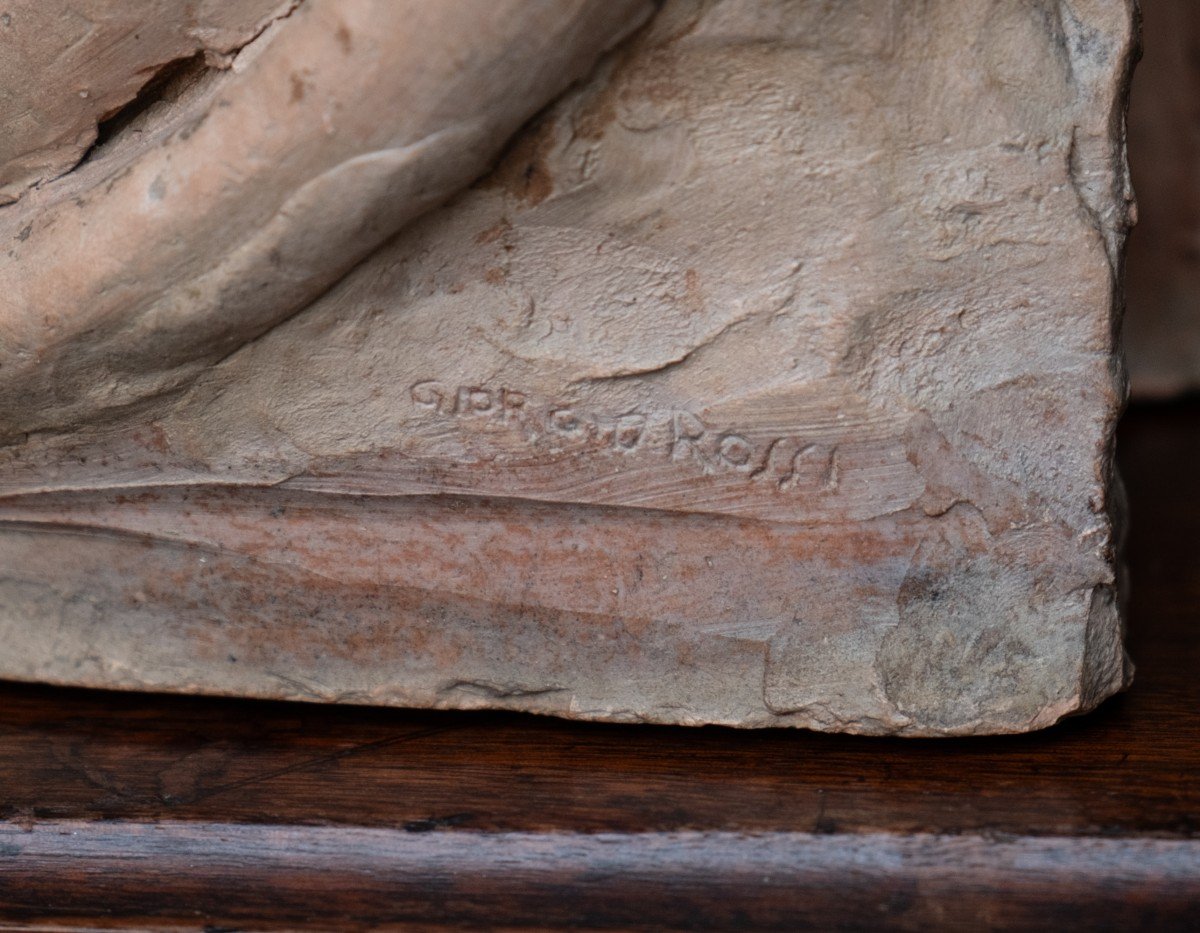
0;0;1135;735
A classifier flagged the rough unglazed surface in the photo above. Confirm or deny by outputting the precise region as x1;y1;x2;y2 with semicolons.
0;0;652;438
0;0;1135;735
1124;0;1200;397
0;0;294;204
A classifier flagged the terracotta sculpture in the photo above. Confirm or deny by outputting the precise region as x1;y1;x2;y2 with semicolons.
0;0;1136;735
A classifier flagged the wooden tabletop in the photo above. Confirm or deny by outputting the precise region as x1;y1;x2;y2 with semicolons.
0;402;1197;931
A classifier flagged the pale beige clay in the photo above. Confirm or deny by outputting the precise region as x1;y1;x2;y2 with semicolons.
0;0;294;204
0;0;1135;735
0;0;652;438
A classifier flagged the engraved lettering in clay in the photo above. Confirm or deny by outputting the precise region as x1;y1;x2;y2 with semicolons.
410;380;647;453
0;0;1136;738
413;380;839;492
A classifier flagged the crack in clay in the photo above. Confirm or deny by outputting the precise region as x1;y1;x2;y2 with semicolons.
0;2;657;441
438;680;569;699
0;0;305;207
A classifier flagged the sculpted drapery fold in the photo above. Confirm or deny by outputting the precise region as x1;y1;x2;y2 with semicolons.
0;0;1136;736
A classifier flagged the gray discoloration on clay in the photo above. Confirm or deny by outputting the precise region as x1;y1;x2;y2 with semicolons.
878;528;1086;733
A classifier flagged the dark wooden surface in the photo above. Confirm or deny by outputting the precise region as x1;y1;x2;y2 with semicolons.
0;402;1198;931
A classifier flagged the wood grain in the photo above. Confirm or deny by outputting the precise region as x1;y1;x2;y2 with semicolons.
0;401;1197;930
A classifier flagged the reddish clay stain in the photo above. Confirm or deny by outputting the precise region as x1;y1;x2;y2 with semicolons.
474;218;513;245
478;118;557;206
572;86;618;142
683;268;704;314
